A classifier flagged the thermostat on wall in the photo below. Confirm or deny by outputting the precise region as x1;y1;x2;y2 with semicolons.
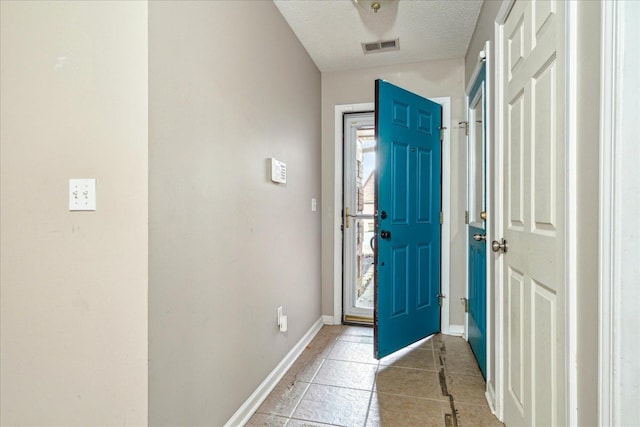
271;158;287;184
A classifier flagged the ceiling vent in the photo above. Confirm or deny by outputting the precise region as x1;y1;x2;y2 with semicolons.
361;38;400;54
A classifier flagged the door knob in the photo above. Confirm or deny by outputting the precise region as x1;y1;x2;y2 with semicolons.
491;238;508;253
473;233;486;241
380;230;391;240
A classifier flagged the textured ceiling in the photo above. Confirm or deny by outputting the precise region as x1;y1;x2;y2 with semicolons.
273;0;483;73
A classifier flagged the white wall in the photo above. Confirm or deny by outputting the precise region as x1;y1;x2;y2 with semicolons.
321;59;467;326
148;1;322;425
465;1;501;85
0;1;149;425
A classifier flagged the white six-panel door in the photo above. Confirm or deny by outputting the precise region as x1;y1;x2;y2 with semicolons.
500;1;565;425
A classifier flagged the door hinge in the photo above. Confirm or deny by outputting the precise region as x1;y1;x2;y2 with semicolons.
440;211;444;225
464;210;469;224
461;297;468;313
437;293;446;306
464;122;469;136
439;126;447;141
459;121;469;136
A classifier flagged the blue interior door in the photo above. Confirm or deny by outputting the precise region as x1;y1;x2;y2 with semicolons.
467;64;487;377
374;80;442;359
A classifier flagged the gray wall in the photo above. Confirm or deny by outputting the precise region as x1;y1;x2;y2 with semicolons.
148;1;321;425
464;1;501;86
321;59;468;326
0;1;148;425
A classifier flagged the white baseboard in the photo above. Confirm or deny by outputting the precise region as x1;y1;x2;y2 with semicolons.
224;317;324;427
322;314;341;325
485;382;498;417
447;324;465;337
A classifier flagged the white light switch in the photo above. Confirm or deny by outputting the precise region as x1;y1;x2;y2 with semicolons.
311;198;317;212
69;179;96;211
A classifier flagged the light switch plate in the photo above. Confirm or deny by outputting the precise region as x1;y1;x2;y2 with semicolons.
69;179;96;211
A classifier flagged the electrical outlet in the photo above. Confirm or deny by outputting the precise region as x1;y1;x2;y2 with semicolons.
69;179;96;211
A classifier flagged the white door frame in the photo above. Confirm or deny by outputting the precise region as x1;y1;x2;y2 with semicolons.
342;111;375;321
493;0;578;423
599;1;640;424
332;97;452;333
465;40;495;410
492;3;510;420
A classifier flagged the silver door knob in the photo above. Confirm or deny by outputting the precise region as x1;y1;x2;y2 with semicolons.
473;233;486;241
491;238;508;253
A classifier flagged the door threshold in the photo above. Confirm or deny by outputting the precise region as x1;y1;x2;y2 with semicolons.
344;315;373;325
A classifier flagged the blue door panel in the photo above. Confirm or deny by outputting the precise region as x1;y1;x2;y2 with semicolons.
391;245;409;316
468;224;487;377
417;109;434;134
416;244;431;308
392;141;409;223
375;80;442;359
417;149;433;222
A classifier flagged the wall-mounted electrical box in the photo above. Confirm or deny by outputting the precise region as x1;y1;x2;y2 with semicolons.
270;158;287;184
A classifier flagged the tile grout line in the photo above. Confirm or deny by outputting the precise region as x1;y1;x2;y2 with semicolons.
436;339;459;427
347;329;379;427
363;361;383;427
285;354;323;423
362;387;375;427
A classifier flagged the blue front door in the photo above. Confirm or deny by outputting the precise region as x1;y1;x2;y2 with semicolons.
374;80;442;359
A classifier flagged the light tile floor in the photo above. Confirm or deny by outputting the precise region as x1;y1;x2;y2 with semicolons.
247;325;503;427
